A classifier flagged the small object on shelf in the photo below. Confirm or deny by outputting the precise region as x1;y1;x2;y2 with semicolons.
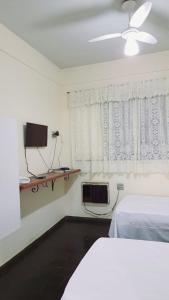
36;174;47;179
59;167;70;171
19;176;30;184
52;167;70;173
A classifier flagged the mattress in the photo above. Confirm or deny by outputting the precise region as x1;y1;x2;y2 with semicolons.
61;237;169;300
109;195;169;241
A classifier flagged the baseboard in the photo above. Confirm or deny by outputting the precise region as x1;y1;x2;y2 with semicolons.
65;216;111;223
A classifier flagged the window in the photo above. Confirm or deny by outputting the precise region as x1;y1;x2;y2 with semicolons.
69;78;169;173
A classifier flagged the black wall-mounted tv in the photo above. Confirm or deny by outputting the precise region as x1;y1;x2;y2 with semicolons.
25;122;48;147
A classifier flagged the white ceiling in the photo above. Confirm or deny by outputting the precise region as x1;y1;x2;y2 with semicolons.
0;0;169;68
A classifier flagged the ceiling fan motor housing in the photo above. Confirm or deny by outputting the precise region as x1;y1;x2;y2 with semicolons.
122;28;139;40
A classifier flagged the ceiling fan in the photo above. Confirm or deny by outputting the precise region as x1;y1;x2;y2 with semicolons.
89;0;157;56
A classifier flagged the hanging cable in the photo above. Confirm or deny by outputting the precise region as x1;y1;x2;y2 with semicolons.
37;147;50;171
24;147;37;177
83;190;120;217
57;134;63;168
24;133;64;176
48;134;63;171
50;136;58;170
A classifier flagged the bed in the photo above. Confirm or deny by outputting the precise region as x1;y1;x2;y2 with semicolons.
109;194;169;242
61;237;169;300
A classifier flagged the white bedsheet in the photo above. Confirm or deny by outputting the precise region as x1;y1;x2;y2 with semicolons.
61;238;169;300
109;195;169;241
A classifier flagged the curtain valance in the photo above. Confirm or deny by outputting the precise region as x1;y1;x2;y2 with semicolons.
69;77;169;108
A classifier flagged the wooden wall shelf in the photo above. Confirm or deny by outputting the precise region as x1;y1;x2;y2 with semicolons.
20;169;81;193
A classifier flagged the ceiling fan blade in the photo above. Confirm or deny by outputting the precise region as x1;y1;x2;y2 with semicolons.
130;1;152;28
89;33;121;42
135;31;157;44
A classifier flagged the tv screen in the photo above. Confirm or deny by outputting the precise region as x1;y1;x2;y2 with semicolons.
25;122;48;147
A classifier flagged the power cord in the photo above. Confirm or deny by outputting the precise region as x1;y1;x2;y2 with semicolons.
50;136;58;170
48;134;63;172
57;134;63;168
83;190;120;217
24;147;38;177
24;133;64;176
37;147;50;170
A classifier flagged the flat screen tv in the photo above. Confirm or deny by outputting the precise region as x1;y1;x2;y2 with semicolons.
25;122;48;147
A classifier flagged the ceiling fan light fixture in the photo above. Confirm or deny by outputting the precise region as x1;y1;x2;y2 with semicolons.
88;0;156;58
124;38;139;56
130;1;152;28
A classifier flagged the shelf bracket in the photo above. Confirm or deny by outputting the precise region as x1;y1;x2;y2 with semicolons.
32;185;39;193
51;179;55;191
64;173;69;181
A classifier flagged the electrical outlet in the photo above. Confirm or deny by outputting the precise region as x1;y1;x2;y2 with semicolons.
117;183;124;190
52;130;59;137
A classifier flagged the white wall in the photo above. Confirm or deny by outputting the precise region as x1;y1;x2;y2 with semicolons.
0;118;20;240
61;51;169;218
61;51;169;88
0;24;71;266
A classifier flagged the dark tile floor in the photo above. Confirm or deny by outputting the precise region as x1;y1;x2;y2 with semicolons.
0;217;110;300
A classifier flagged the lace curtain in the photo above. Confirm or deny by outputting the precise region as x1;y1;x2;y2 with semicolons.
139;96;169;160
69;90;103;173
69;78;169;173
